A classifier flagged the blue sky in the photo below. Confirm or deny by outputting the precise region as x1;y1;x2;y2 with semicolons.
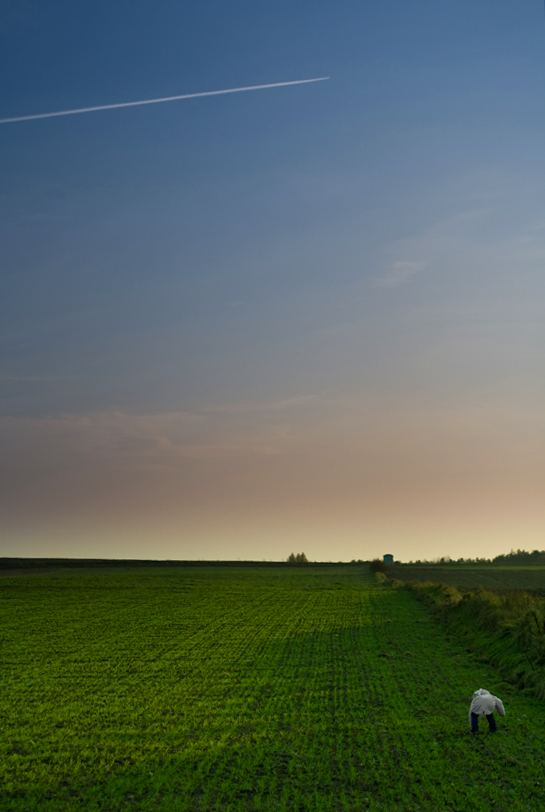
1;1;544;561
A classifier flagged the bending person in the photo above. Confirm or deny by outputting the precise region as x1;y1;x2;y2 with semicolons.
469;688;505;733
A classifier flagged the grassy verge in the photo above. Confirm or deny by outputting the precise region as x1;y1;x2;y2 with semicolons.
383;571;545;700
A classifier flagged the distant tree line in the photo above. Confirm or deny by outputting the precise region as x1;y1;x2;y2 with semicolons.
492;549;545;566
403;550;545;567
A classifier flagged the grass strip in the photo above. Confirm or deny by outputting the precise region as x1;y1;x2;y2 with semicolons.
383;572;545;700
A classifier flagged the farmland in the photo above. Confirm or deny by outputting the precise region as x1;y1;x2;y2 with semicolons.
1;565;544;811
387;565;545;592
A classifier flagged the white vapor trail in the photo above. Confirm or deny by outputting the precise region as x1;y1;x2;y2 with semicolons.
0;77;329;124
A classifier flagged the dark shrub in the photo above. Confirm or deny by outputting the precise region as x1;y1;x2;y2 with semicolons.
369;559;388;574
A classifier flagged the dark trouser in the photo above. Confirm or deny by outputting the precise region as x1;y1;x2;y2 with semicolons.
471;712;496;733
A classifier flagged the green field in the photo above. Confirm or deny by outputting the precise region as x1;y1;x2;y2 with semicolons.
388;566;545;591
2;566;544;811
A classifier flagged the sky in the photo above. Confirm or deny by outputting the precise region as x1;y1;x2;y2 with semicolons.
1;0;544;563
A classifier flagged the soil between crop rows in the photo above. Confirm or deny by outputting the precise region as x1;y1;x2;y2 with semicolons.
1;566;543;811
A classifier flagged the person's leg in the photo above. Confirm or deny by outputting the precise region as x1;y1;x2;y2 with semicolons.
470;712;479;733
486;713;497;732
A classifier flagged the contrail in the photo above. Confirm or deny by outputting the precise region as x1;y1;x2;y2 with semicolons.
0;77;329;125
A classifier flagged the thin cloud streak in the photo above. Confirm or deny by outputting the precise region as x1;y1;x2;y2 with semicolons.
375;260;430;288
0;77;330;124
202;395;319;414
0;375;82;382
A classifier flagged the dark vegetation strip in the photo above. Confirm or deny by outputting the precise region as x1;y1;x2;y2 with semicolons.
0;558;352;572
389;564;545;593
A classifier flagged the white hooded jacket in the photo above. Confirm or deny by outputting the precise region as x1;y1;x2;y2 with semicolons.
469;689;505;722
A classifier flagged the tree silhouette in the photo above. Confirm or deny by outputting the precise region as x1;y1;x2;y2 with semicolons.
287;552;309;564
